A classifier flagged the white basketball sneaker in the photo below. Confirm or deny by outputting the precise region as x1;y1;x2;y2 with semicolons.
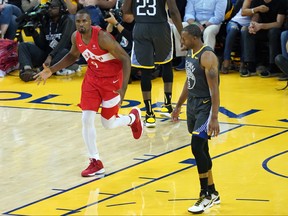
188;194;213;214
211;191;221;205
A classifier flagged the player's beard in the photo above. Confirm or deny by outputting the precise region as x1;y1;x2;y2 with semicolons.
78;27;86;34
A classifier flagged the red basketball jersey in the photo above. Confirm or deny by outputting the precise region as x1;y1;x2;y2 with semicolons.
76;26;122;78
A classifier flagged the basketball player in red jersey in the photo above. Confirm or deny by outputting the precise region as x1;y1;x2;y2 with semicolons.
34;9;143;177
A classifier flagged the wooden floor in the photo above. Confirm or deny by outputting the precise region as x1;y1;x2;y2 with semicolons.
1;68;288;216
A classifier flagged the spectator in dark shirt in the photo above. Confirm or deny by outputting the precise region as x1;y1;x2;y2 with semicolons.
18;0;78;82
241;0;286;77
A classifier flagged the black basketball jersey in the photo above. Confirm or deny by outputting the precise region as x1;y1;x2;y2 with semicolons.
132;0;168;23
186;45;214;98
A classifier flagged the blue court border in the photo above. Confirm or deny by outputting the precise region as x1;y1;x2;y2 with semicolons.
3;115;287;215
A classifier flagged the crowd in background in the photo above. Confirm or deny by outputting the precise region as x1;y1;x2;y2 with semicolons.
0;0;288;81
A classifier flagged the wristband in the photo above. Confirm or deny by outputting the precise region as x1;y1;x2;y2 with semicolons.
114;22;120;28
251;8;255;14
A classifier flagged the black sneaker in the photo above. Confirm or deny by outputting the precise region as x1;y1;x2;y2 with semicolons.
259;70;280;78
19;69;38;82
278;73;288;81
160;104;173;118
240;67;250;77
144;113;156;128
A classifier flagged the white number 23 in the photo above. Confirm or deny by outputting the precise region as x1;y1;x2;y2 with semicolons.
136;0;156;16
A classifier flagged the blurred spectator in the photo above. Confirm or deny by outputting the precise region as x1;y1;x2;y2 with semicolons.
64;0;116;27
7;0;22;11
241;0;286;77
221;0;252;74
0;1;22;39
22;0;41;12
18;0;78;82
105;9;134;55
241;0;269;16
172;0;227;71
275;30;288;81
176;0;187;21
105;7;137;82
172;0;187;68
275;6;288;81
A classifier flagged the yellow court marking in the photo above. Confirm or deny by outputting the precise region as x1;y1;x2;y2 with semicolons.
6;124;288;215
1;68;288;215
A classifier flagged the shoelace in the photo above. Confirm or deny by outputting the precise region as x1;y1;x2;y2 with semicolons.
87;159;96;169
195;196;206;206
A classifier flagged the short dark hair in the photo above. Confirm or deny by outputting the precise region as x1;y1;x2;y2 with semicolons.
76;8;91;17
182;24;202;38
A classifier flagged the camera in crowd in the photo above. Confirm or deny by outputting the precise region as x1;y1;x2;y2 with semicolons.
16;3;50;36
103;8;123;23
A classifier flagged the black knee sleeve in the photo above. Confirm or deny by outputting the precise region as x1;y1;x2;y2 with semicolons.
191;135;211;174
140;68;153;92
204;140;212;170
161;62;173;83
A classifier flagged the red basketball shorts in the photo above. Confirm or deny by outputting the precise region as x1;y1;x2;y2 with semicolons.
78;73;123;119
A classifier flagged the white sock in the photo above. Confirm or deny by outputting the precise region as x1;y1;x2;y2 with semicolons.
82;111;100;160
101;114;132;129
129;113;136;125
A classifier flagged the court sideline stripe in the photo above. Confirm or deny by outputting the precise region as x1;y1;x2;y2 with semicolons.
59;130;288;215
4;127;287;215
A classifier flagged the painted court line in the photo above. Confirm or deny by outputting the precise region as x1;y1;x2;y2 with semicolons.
4;126;287;215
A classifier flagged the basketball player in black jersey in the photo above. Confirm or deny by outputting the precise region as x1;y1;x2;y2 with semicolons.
171;24;220;214
122;0;182;128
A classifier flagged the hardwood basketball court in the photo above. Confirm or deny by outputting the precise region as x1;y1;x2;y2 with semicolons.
1;68;287;215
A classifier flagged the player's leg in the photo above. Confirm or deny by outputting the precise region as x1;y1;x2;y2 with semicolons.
160;62;173;117
186;97;213;213
140;68;156;128
204;140;220;205
81;110;105;177
131;23;156;127
154;22;174;118
188;135;213;214
100;80;143;139
79;75;105;177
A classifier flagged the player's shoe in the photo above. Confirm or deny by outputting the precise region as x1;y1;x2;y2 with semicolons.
56;68;76;76
160;104;173;118
81;159;105;177
188;194;213;214
144;113;156;128
211;191;220;205
129;107;143;139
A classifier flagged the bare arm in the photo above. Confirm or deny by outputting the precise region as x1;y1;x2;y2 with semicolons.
167;0;182;35
98;30;131;104
201;51;220;137
65;0;78;14
171;79;188;122
95;0;116;9
242;0;269;16
34;32;81;84
122;0;132;14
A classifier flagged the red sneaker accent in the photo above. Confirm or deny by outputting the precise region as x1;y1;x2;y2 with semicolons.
129;107;143;139
81;159;105;177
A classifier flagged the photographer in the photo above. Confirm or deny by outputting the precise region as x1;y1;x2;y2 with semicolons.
104;9;134;54
104;9;136;82
18;0;78;82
